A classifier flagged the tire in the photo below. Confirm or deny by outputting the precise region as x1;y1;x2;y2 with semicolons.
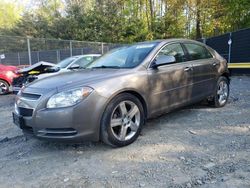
100;93;145;147
0;80;10;95
209;76;229;108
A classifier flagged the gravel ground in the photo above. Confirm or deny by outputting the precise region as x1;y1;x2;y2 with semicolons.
0;76;249;188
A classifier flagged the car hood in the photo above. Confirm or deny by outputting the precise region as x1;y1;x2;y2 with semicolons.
27;69;132;90
18;61;55;74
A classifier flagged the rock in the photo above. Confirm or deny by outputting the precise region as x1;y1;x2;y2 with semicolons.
159;156;168;161
64;178;69;182
77;151;83;154
180;156;186;161
186;182;192;188
209;158;214;162
221;176;229;182
139;182;145;187
204;162;216;169
197;180;203;185
23;136;28;142
188;130;197;135
210;180;216;184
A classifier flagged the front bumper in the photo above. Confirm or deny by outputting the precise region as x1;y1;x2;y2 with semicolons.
13;90;108;142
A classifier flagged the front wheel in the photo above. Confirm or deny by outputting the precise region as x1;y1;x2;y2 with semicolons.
100;93;145;147
209;76;229;107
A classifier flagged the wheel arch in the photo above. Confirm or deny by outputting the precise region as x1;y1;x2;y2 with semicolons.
0;78;10;86
118;90;148;120
101;89;148;123
221;71;230;84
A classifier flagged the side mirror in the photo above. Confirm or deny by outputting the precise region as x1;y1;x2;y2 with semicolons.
68;64;80;70
151;55;176;68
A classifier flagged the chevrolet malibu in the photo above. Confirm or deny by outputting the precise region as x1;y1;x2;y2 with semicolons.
13;39;230;147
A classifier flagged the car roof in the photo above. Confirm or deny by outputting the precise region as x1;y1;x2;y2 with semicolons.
137;38;204;45
72;54;101;58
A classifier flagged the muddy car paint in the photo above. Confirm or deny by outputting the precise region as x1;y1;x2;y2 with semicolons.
13;39;229;145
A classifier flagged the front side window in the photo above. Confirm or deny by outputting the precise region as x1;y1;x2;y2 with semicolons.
157;43;186;63
184;43;213;60
83;56;94;62
87;43;158;69
71;56;96;68
71;58;89;68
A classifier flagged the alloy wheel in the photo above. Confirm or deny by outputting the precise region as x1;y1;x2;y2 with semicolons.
110;100;140;141
217;80;229;105
0;81;8;94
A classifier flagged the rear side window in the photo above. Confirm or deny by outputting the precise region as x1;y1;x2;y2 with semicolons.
184;43;213;60
158;43;186;63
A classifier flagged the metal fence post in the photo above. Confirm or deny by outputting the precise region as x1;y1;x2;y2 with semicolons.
101;43;104;54
70;40;73;57
228;32;232;63
56;50;60;62
27;38;32;65
17;52;20;65
37;51;39;62
203;38;206;44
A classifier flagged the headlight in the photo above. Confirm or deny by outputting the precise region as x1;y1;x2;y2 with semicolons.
47;87;93;108
6;71;15;78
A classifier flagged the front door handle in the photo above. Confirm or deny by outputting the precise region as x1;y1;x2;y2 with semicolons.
184;67;192;72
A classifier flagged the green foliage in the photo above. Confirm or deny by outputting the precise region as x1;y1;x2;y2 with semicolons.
0;1;22;29
0;0;249;43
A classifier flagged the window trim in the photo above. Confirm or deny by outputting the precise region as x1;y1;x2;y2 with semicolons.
148;42;188;69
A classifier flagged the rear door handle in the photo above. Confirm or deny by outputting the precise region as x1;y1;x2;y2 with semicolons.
184;67;192;72
212;62;219;66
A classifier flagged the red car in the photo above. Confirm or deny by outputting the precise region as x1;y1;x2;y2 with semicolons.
0;64;19;94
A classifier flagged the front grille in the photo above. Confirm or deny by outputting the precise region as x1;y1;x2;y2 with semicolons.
21;92;41;100
18;107;33;117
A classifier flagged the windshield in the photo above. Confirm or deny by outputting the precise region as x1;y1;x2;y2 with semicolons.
57;57;77;68
87;43;158;69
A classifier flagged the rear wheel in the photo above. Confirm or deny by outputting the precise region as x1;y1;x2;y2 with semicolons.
100;93;144;147
208;76;229;107
0;80;9;95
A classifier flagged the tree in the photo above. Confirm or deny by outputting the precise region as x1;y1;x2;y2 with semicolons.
0;1;22;29
0;0;249;43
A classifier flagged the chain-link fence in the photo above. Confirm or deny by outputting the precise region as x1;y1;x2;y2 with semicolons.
0;35;124;66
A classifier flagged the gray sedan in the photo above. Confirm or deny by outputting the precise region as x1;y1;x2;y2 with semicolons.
13;39;230;147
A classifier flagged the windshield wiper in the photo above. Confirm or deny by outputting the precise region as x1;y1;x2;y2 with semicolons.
91;65;121;69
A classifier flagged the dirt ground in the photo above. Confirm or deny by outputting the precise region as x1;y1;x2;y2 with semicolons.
0;76;249;188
